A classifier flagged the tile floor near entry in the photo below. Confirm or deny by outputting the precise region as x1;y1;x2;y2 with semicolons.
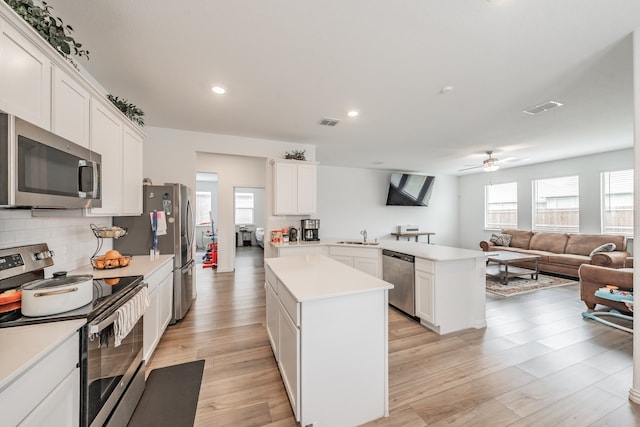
146;246;640;426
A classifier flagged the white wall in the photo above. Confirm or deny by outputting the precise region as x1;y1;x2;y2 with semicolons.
458;148;634;251
195;154;266;272
317;166;459;246
142;125;316;270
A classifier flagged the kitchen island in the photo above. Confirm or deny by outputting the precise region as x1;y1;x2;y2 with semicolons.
270;240;487;334
265;255;393;427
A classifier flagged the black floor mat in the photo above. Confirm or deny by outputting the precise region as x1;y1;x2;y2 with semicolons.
128;360;205;427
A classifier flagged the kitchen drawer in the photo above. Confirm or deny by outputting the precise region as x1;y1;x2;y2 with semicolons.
329;246;379;259
145;259;174;293
266;266;277;292
279;283;300;327
415;258;434;274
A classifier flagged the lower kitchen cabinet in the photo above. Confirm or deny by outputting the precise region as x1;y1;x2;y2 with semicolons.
414;256;486;334
415;262;435;324
328;245;381;278
0;324;81;427
19;369;79;427
265;261;389;426
143;259;174;362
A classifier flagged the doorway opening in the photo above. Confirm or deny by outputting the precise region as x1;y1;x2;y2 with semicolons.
234;187;265;270
195;173;218;267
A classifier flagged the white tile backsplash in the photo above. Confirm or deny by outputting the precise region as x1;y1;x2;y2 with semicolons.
0;210;113;276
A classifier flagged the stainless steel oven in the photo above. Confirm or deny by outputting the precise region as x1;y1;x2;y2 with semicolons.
0;244;146;427
0;112;101;209
83;284;146;427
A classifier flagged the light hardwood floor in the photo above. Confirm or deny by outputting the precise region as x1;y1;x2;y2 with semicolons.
147;247;640;426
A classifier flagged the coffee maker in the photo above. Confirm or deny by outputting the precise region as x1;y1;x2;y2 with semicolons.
300;219;320;241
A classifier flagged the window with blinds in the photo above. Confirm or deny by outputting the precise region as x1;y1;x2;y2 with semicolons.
532;176;579;232
235;192;254;225
602;169;633;236
485;182;518;229
195;191;212;225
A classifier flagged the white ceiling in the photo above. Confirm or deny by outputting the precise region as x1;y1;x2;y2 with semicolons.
46;0;640;175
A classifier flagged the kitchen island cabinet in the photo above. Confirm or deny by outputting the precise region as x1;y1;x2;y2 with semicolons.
265;255;392;427
0;319;85;427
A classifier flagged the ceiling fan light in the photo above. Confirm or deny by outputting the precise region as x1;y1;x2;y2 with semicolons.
483;159;499;172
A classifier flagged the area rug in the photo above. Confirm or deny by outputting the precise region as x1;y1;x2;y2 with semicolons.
128;359;205;427
486;274;577;297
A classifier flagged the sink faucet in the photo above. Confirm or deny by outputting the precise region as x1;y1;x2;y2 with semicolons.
360;229;367;243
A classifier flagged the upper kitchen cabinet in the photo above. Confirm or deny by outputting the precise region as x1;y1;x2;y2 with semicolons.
51;67;90;148
87;100;124;216
121;126;144;215
272;159;318;215
87;99;144;216
0;18;51;129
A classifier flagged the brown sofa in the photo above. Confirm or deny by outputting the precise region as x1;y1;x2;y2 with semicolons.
579;264;633;313
479;229;630;278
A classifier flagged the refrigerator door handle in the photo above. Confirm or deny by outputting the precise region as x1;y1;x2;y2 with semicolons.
179;258;195;272
185;198;195;249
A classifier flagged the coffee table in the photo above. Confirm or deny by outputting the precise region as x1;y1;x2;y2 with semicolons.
486;251;540;285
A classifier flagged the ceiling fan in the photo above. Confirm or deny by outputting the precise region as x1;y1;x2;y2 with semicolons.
458;151;514;172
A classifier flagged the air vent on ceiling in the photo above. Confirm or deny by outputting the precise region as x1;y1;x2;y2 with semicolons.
522;100;563;115
319;117;341;126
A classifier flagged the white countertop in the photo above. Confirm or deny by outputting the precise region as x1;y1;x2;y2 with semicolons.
271;239;486;262
0;319;86;391
71;254;174;278
265;254;393;302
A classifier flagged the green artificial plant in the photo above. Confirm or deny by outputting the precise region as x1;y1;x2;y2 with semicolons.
285;150;306;161
107;95;145;127
5;0;89;68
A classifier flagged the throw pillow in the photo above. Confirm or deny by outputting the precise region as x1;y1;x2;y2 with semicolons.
490;233;512;247
590;242;616;257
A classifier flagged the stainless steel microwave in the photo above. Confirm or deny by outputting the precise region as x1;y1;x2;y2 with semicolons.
0;113;101;209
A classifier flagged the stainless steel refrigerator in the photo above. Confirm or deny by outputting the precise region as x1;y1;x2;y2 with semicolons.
114;183;195;323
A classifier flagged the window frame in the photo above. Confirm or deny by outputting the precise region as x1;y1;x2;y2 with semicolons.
601;169;634;236
484;181;518;230
532;175;580;233
235;192;255;225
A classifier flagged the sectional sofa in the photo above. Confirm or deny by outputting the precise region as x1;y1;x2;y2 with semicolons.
479;229;630;278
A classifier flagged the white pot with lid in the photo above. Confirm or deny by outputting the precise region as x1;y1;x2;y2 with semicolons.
21;272;93;317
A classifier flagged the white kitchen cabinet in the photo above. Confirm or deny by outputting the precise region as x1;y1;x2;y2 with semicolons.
265;280;279;359
272;244;327;258
51;66;90;148
328;245;382;278
0;327;80;427
265;259;389;426
88;99;124;216
278;300;300;416
415;260;435;324
414;256;485;335
0;17;51;129
143;259;174;362
121;127;144;214
19;368;79;427
272;159;318;215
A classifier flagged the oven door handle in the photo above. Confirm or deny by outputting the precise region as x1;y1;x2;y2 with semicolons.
88;284;147;334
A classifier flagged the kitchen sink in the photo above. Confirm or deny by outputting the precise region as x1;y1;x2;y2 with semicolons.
337;241;380;245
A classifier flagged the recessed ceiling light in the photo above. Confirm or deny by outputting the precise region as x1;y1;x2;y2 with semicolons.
440;85;454;94
347;111;359;117
211;86;226;95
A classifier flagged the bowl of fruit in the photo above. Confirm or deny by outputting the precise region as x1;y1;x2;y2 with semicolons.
91;249;132;269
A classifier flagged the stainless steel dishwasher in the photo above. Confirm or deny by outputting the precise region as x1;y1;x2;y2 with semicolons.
382;249;416;316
